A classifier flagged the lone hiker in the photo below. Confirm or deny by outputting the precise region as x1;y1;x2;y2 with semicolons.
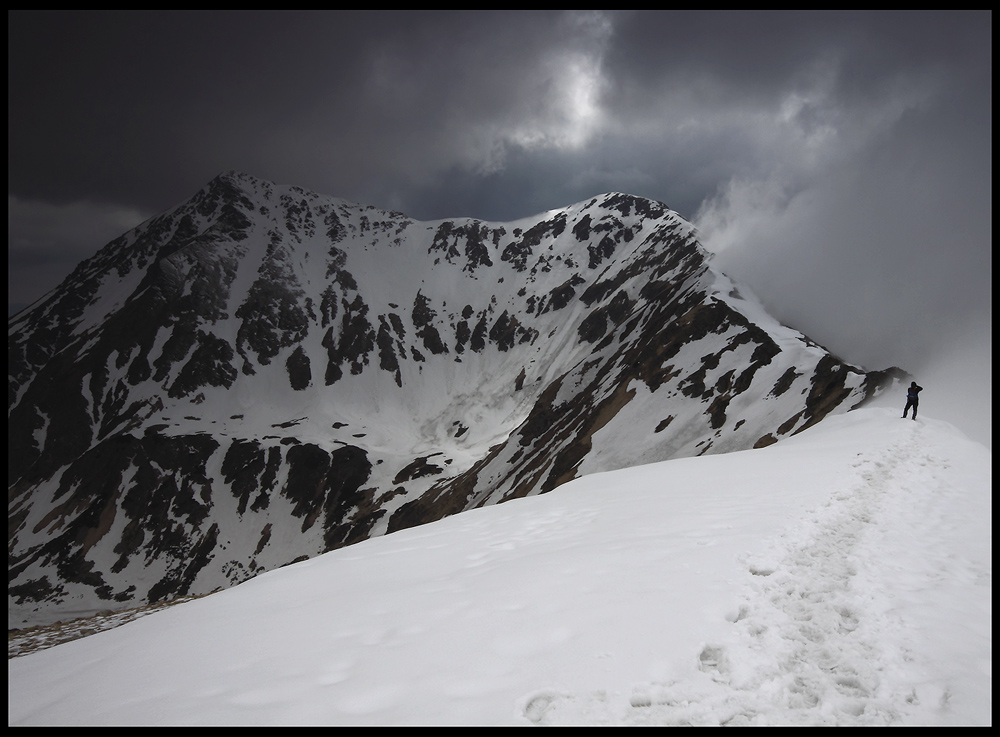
902;381;923;420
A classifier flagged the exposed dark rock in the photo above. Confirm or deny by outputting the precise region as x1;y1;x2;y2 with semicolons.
770;367;800;398
393;456;445;484
237;275;310;367
172;332;239;397
470;313;489;353
285;345;313;391
282;443;335;531
376;316;403;386
429;221;498;273
323;294;376;382
501;213;567;271
588;235;617;269
454;319;471;353
222;439;270;516
412;291;449;355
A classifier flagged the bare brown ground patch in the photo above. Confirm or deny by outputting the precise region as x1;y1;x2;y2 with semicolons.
8;593;206;659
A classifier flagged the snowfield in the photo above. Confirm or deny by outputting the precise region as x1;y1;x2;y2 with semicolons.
7;406;991;726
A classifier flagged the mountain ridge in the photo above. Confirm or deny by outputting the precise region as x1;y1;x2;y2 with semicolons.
8;171;907;628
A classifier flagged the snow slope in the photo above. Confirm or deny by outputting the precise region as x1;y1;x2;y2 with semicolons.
7;407;991;726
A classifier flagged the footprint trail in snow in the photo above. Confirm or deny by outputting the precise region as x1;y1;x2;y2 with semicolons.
522;419;987;726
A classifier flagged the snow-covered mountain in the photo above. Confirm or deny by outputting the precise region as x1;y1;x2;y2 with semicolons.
8;408;991;725
8;171;905;628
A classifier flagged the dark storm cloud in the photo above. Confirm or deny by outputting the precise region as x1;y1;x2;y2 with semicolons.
8;10;990;443
8;10;607;215
9;10;376;209
7;196;153;311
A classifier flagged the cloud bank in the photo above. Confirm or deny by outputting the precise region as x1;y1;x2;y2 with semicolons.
8;10;990;443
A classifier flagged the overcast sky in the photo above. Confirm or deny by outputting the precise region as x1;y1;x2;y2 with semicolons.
7;10;991;443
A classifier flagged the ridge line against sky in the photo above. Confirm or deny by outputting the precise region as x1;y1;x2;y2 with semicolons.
7;10;991;444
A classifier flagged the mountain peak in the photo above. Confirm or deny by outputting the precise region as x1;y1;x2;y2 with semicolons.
210;168;265;190
8;176;905;628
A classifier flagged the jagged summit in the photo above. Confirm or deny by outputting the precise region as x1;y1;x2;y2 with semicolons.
8;174;905;628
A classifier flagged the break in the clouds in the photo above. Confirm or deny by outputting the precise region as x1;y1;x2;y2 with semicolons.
318;10;617;207
7;10;991;442
373;10;613;177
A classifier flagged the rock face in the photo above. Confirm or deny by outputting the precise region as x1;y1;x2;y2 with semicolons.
7;172;906;627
